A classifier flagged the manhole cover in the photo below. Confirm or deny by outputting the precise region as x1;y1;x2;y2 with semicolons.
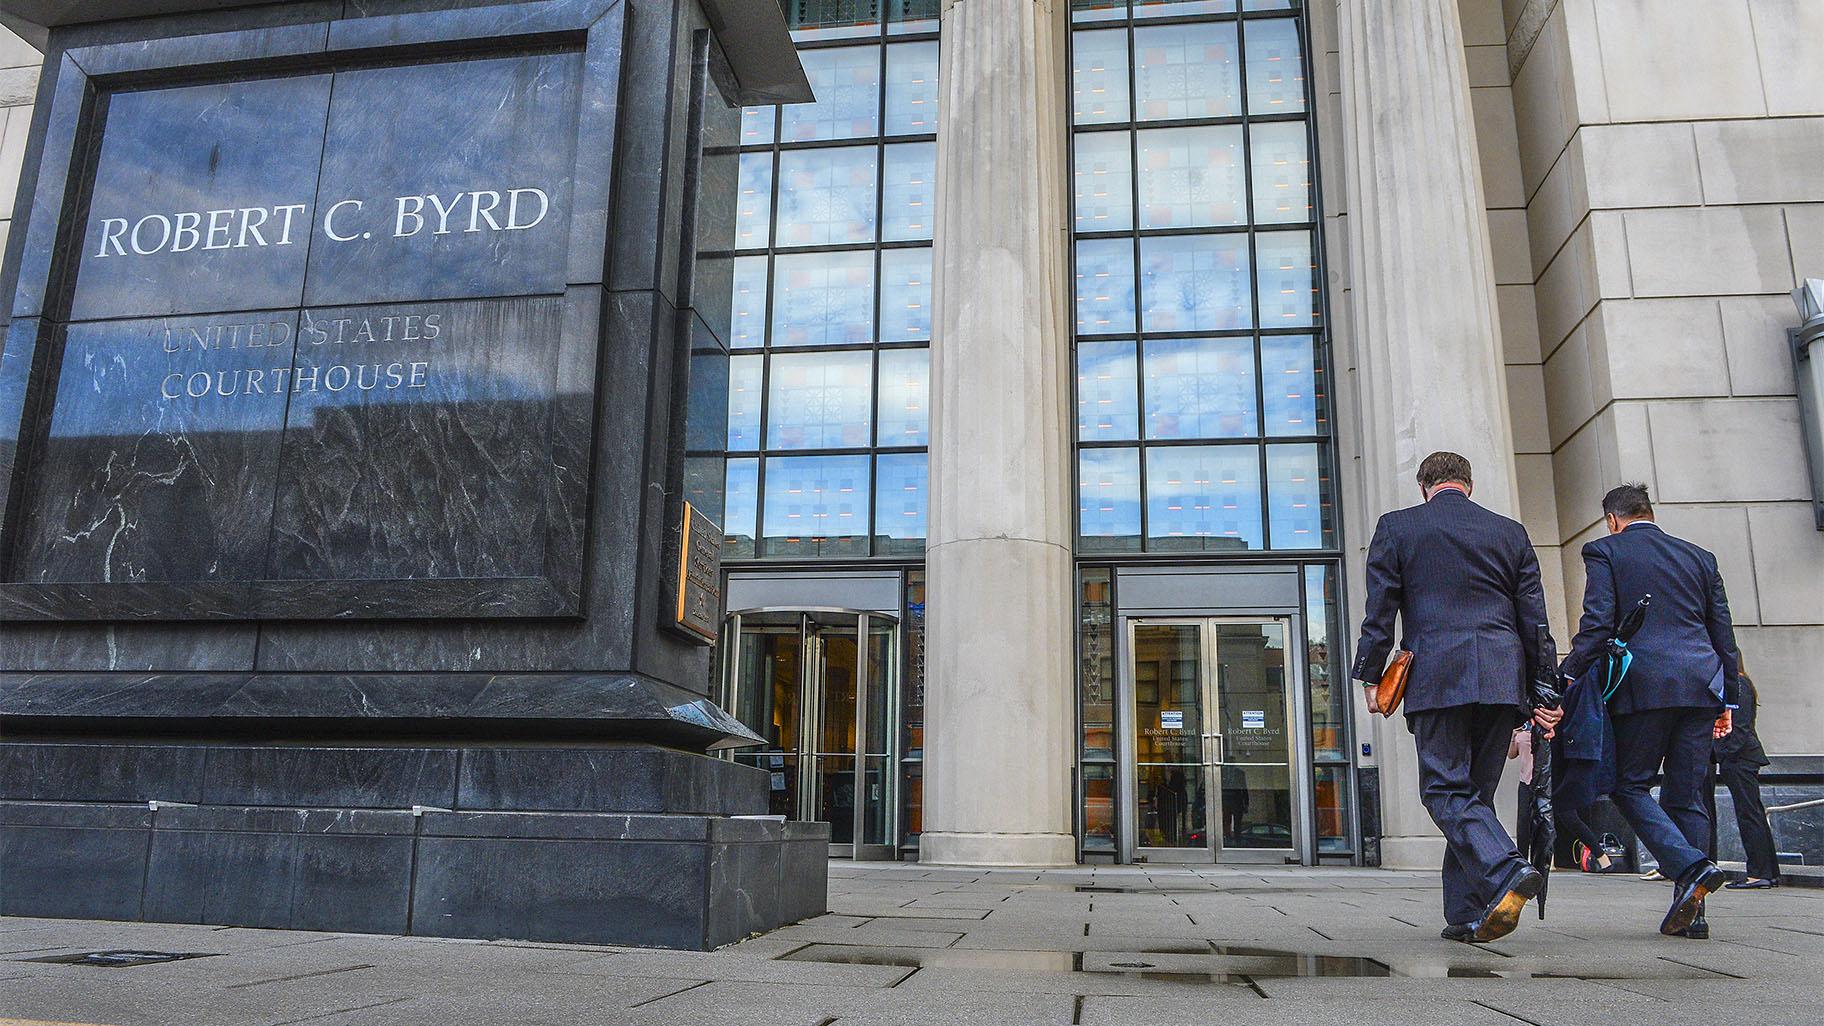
26;950;215;967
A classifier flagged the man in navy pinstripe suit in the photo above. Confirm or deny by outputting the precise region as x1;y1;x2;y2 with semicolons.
1352;452;1561;943
1561;483;1738;937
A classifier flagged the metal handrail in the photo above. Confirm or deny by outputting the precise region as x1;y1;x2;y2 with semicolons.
1767;797;1824;815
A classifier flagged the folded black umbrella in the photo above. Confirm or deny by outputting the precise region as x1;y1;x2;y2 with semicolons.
1527;624;1564;919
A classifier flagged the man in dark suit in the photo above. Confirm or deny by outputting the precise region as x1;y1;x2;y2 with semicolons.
1561;483;1738;937
1352;452;1561;943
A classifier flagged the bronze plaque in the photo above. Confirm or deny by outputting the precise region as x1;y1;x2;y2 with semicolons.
674;501;722;643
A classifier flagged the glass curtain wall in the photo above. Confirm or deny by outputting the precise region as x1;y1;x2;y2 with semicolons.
696;0;940;562
1069;0;1355;860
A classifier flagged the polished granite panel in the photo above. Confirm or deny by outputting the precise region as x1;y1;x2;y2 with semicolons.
10;312;297;584
0;741;206;802
69;76;331;321
0;803;151;920
266;296;565;583
303;51;579;306
457;746;766;814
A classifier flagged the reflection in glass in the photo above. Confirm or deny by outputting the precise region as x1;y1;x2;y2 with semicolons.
1143;337;1257;439
772;250;875;346
1078;447;1141;551
1135;125;1245;229
1266;442;1331;549
741;105;776;147
1213;622;1292;849
1133;623;1207;849
724;457;759;557
879;247;933;341
781;47;882;141
1245;19;1307;114
727;353;762;450
1255;230;1317;326
877;347;930;445
736;152;774;249
874;452;928;554
730;255;768;349
1073;0;1125;22
786;0;881;38
1073;131;1133;232
1249;121;1311;225
776;146;878;246
1140;234;1250;332
1261;334;1323;436
686;350;730;452
885;41;939;135
762;454;871;557
766;350;874;450
881;142;936;241
1133;0;1234;17
1315;764;1351;853
1077;569;1116;855
1075;237;1137;335
1077;340;1138;441
1305;564;1346;762
1145;444;1262;550
1072;29;1130;125
1134;22;1240;121
684;455;725;525
887;0;939;34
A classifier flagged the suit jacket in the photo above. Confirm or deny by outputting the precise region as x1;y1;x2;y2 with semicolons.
1559;521;1741;715
1716;676;1768;767
1350;490;1549;714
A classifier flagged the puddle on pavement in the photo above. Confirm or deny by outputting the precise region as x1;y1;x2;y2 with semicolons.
782;943;1722;983
24;950;217;967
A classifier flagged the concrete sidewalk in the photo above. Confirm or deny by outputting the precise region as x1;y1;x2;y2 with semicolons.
2;861;1820;1025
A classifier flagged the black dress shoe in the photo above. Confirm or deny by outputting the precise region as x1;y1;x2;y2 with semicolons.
1441;923;1476;942
1661;862;1726;936
1469;866;1544;943
1679;903;1709;939
1725;877;1778;889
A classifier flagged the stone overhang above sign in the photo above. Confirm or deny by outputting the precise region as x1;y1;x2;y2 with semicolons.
0;1;626;621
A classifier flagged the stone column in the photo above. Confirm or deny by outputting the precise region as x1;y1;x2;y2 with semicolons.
920;0;1076;866
1334;0;1521;868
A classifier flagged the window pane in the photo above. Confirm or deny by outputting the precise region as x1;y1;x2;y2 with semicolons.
730;255;768;349
1078;447;1141;552
1145;444;1262;551
781;47;882;142
1255;230;1317;327
686;351;730;452
1140;234;1251;332
875;452;928;554
1072;0;1126;22
887;0;939;34
786;0;881;39
1315;764;1351;854
1077;340;1138;441
1078;568;1117;856
1143;337;1257;439
879;246;933;341
885;41;939;135
1072;29;1130;125
1266;442;1332;548
1134;22;1240;121
1073;131;1133;232
878;347;930;445
776;145;878;247
882;142;936;241
1136;125;1245;229
740;105;776;147
1305;564;1347;763
762;454;871;557
1133;0;1234;19
1249;121;1311;225
1261;333;1324;436
736;152;773;249
766;350;874;450
1076;237;1137;335
727;353;763;450
1245;19;1307;114
772;250;875;346
684;455;725;525
725;457;759;558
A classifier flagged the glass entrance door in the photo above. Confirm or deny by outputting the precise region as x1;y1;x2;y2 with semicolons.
724;609;898;859
1128;618;1300;863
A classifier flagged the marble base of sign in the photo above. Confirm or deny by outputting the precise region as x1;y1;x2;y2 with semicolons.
0;740;829;948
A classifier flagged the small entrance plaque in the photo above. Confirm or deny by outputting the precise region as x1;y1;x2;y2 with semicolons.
674;502;722;643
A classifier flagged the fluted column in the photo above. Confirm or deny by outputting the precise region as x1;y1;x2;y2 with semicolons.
1336;0;1522;868
920;0;1076;866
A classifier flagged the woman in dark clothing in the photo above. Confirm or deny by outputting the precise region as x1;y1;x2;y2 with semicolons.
1510;726;1627;872
1712;670;1780;887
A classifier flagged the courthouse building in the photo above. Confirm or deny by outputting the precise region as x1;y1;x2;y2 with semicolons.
0;0;1818;885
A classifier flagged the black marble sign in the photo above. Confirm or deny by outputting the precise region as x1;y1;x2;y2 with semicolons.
0;39;607;620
